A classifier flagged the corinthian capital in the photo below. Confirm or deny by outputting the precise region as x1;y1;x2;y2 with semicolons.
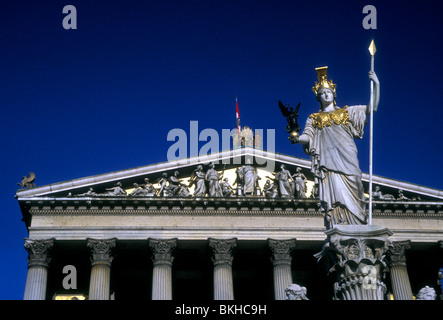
268;238;296;265
209;238;237;266
24;238;55;268
148;238;178;266
387;240;411;266
87;238;117;267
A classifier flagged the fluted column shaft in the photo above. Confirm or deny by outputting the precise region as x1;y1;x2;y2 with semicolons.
87;238;116;300
268;238;296;300
209;238;237;300
387;240;413;300
23;238;55;300
149;238;177;300
438;240;443;300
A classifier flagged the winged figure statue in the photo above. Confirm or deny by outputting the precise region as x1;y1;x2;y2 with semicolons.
279;100;301;142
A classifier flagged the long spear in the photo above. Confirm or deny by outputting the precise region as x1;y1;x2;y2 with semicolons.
368;39;376;225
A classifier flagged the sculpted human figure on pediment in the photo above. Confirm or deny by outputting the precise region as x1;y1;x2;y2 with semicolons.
143;178;156;196
372;186;395;200
65;163;315;199
274;164;293;198
263;179;278;199
233;167;244;196
372;186;421;202
189;165;207;197
205;163;223;197
220;178;235;197
129;183;144;196
169;171;190;197
72;187;97;197
292;167;307;199
157;173;171;197
103;182;126;196
237;159;259;196
129;182;157;197
397;189;409;201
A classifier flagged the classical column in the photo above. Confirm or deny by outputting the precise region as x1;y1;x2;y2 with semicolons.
315;225;393;300
148;238;177;300
208;238;237;300
23;238;55;300
386;240;413;300
268;238;296;300
87;238;116;300
438;241;443;300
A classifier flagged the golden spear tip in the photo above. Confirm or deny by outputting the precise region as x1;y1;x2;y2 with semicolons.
368;39;377;56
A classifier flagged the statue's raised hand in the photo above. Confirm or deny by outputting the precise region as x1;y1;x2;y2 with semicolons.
369;70;379;85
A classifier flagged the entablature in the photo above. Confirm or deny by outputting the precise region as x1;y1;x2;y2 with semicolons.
20;196;443;218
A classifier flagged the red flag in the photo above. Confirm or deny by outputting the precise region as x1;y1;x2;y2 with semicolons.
235;97;241;134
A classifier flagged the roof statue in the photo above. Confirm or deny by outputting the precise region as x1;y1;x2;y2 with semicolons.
292;167;307;199
291;66;380;229
279;100;301;143
232;126;262;149
102;182;126;196
18;172;36;189
205;163;223;197
372;186;395;200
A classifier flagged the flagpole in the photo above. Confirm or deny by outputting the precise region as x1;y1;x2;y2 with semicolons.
368;40;376;226
235;96;241;135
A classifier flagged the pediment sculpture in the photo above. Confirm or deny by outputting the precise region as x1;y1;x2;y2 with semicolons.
68;163;312;200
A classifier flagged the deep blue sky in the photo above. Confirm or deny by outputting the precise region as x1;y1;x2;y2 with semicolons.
0;0;442;299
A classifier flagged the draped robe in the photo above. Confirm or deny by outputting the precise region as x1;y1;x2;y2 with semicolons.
239;165;257;195
205;168;223;197
302;105;367;228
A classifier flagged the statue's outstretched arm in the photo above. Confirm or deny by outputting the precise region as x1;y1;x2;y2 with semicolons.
367;71;380;113
290;133;309;145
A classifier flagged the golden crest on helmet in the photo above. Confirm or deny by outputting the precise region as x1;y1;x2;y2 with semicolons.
312;66;337;96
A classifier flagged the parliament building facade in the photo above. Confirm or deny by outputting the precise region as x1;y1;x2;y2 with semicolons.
16;145;443;300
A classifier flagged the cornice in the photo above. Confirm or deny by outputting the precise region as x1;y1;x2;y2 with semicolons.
21;197;443;214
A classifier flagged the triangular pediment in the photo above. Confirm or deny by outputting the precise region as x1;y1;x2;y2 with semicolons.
15;147;443;201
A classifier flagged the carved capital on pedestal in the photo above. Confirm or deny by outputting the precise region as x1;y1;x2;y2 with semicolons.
87;238;117;267
386;240;411;267
148;238;178;267
209;238;237;266
268;238;296;266
315;225;393;300
24;238;55;268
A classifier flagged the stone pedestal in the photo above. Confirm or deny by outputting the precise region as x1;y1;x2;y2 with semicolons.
209;238;237;300
23;238;55;300
268;238;296;300
148;238;177;300
87;238;116;300
386;240;413;300
315;225;393;300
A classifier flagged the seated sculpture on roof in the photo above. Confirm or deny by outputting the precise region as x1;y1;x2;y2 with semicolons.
220;178;235;197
